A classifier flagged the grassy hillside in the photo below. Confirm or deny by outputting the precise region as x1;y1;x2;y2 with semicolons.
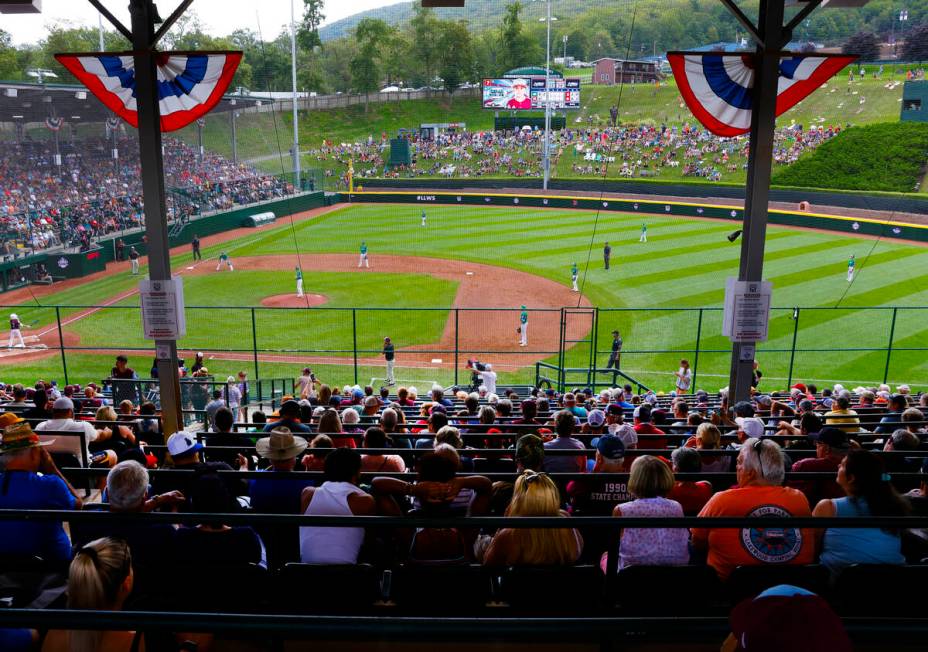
772;122;928;192
181;75;905;188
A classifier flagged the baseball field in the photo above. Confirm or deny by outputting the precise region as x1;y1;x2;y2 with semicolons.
1;200;927;393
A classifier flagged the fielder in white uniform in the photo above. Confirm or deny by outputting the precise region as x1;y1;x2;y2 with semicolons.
7;313;24;348
519;306;528;347
358;242;369;268
295;266;304;297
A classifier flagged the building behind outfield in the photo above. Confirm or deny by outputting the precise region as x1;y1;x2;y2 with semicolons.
592;58;662;85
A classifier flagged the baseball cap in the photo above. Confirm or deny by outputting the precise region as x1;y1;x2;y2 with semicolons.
587;409;605;428
754;395;772;407
352;388;364;400
729;585;851;652
606;404;623;416
52;397;74;411
812;426;849;449
610;423;638;448
167;431;204;458
739;417;765;438
596;434;626;460
790;383;807;393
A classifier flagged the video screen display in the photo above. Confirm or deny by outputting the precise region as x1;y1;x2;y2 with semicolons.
482;77;581;110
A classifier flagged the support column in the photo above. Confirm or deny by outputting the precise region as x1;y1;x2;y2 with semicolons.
130;0;184;435
727;0;785;403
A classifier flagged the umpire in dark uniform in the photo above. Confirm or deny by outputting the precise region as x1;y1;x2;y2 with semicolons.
603;242;611;270
607;330;623;378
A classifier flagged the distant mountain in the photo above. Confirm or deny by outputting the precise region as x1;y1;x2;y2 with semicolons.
319;0;588;42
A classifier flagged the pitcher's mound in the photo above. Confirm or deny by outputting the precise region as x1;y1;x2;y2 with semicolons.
261;293;328;308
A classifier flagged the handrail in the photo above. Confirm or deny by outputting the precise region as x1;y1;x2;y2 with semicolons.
3;509;928;529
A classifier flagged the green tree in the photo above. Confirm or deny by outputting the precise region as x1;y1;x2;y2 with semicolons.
844;30;880;61
350;18;391;110
499;2;524;72
901;22;928;61
564;28;590;61
410;6;442;86
0;29;19;81
297;0;325;51
438;20;475;101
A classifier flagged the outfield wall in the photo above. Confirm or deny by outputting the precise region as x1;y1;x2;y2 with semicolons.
92;191;328;262
343;190;928;244
356;178;928;216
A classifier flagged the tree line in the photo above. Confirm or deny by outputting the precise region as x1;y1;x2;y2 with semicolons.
0;0;925;96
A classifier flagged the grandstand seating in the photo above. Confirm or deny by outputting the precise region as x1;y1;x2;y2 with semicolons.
1;378;927;647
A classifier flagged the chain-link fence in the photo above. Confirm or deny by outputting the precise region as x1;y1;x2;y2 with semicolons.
0;304;925;393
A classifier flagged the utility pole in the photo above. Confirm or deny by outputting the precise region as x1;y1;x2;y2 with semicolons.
128;0;184;435
542;0;552;191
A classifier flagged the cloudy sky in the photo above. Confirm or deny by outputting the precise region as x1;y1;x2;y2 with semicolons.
5;0;400;45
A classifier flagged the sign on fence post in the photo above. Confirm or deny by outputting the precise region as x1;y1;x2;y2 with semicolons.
722;278;772;342
140;277;186;340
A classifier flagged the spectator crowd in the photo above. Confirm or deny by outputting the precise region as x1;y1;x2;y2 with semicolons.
0;137;292;254
0;368;926;649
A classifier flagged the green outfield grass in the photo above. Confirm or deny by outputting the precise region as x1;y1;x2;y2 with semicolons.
4;203;928;392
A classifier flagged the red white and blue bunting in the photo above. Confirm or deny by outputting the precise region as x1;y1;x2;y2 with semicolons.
54;51;242;132
667;52;856;137
45;116;63;131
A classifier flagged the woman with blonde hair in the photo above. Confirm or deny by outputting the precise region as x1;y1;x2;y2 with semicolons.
684;422;730;473
95;405;136;450
607;455;689;571
42;537;139;652
482;470;582;566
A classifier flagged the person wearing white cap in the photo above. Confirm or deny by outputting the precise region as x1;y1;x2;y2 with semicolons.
35;397;111;465
7;313;24;349
225;376;242;415
507;78;532;109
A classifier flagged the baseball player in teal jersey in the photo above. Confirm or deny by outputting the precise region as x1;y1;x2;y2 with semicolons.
295;266;304;297
571;262;579;292
519;305;528;347
847;254;855;282
421;210;427;227
358;241;369;268
216;251;233;271
639;223;648;243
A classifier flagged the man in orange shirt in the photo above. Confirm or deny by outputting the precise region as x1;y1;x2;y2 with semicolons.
691;438;814;580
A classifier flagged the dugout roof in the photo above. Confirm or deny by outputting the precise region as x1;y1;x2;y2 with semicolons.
0;81;264;126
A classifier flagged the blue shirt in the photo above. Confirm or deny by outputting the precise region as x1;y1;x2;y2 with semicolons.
820;496;904;576
0;471;76;563
249;469;315;515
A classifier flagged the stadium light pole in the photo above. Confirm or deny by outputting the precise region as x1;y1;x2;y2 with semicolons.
540;4;557;191
290;0;301;190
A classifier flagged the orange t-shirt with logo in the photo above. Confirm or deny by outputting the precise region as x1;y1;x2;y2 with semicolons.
691;485;814;580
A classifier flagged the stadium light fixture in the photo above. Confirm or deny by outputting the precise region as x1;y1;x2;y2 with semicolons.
75;91;87;100
11;115;23;119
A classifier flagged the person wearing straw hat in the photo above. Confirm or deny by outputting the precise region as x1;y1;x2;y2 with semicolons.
250;427;313;516
7;313;24;349
0;417;83;563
